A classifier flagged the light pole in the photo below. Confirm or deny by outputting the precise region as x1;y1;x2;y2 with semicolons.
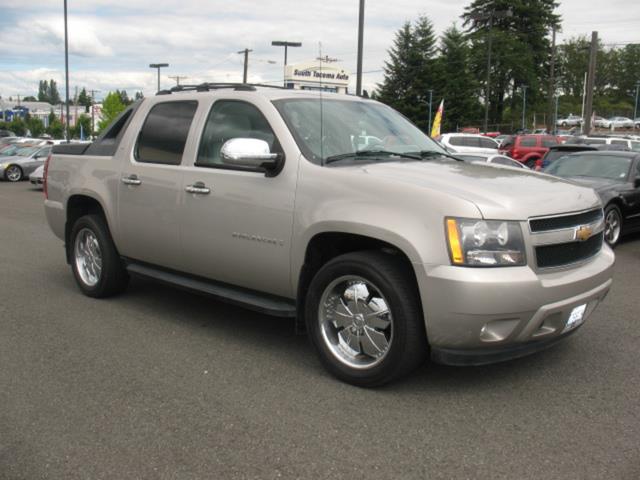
90;89;100;139
63;0;70;141
427;89;434;134
237;49;253;83
149;63;169;92
634;80;640;122
521;85;528;130
356;0;365;96
271;41;302;87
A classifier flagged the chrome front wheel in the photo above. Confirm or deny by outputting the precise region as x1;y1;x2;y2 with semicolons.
74;227;103;287
604;206;622;246
318;275;394;370
5;165;22;182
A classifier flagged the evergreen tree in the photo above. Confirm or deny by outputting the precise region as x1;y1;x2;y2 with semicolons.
38;80;48;102
462;0;561;128
23;96;37;102
377;16;440;132
134;91;144;101
435;25;482;132
78;88;92;110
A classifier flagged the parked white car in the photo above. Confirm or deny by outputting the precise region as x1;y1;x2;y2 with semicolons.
436;133;499;154
607;117;634;129
593;116;611;128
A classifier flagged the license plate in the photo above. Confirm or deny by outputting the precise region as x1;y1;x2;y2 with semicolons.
563;304;587;333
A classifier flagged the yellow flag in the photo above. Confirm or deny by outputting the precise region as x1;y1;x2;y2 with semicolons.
430;100;444;138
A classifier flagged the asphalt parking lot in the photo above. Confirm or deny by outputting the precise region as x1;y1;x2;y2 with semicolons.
0;181;639;479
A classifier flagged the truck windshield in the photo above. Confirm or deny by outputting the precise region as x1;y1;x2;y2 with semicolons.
273;98;445;165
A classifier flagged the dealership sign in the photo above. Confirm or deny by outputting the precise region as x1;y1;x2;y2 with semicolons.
285;62;350;87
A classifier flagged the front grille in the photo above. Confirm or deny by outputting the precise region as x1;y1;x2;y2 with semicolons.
535;233;603;268
529;209;603;233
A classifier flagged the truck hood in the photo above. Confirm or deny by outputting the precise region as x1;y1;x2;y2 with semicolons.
343;159;601;220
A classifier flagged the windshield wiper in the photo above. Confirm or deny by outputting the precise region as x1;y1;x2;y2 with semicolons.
324;149;421;164
413;150;464;162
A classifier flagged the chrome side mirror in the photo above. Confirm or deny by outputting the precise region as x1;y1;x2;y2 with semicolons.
220;138;280;172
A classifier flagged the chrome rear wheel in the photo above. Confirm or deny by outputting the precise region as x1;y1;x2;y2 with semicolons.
74;228;103;287
5;165;22;182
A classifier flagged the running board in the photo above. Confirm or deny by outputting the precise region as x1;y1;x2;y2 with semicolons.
125;262;297;318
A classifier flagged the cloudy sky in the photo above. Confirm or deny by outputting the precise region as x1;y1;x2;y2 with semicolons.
0;0;638;102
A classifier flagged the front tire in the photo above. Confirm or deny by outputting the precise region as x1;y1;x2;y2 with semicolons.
305;250;428;387
70;214;129;297
603;204;622;247
4;165;23;182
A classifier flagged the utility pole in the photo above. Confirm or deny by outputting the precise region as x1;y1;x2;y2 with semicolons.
428;89;434;134
149;63;169;92
634;80;640;122
63;0;70;142
169;75;188;87
90;89;100;139
237;49;253;83
583;31;598;136
547;26;557;133
472;9;512;133
522;85;528;130
356;0;365;96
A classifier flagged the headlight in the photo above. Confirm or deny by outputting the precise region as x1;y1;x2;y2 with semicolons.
445;218;526;267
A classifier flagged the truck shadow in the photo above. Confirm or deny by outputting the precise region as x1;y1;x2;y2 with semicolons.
123;274;579;393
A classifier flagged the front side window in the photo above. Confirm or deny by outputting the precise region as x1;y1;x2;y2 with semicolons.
479;137;497;149
136;101;197;165
542;137;559;147
197;100;278;167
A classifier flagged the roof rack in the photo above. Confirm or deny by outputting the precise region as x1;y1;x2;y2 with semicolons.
156;82;287;95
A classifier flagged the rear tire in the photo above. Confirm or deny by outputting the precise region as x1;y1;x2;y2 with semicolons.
70;214;129;297
305;250;428;387
525;158;537;169
4;165;23;182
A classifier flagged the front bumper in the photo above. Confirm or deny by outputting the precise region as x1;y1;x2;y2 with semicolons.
415;246;614;365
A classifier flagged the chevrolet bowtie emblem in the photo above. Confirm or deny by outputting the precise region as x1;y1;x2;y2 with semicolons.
575;225;593;242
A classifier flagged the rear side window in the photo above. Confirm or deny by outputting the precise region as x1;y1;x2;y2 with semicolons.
448;136;465;146
542;137;558;147
462;137;480;147
136;101;198;165
611;139;627;146
479;137;497;149
519;137;536;147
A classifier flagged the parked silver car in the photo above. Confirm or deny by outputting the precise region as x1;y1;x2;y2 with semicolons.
455;153;530;169
556;115;583;127
0;145;51;182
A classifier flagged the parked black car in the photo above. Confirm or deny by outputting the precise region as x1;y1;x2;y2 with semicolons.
537;144;598;170
544;151;640;246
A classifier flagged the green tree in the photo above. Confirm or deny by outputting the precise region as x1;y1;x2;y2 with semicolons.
97;91;126;132
462;0;561;128
8;118;27;136
27;116;45;137
377;16;440;132
22;95;37;102
73;114;92;139
134;91;144;101
435;25;482;131
46;118;64;139
77;88;92;111
37;79;62;104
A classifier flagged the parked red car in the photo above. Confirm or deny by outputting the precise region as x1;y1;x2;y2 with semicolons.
499;135;560;168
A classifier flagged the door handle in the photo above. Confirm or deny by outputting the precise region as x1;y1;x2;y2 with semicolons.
185;181;211;195
121;174;142;186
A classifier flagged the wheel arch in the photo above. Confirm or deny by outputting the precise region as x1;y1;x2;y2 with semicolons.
295;230;422;333
64;194;111;264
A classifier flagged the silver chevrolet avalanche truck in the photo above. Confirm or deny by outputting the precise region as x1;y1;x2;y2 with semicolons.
44;84;614;386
